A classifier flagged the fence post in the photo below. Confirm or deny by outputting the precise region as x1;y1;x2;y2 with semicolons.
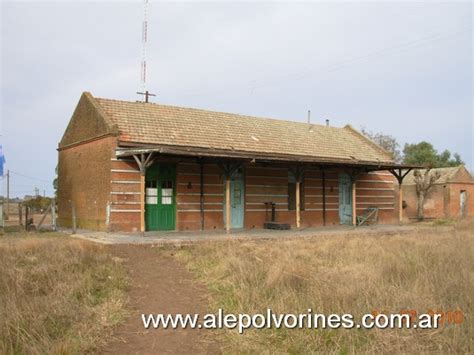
71;202;76;234
25;207;29;231
51;199;57;231
18;203;23;226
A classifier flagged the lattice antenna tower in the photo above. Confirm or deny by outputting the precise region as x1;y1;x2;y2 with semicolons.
137;0;155;102
140;0;148;92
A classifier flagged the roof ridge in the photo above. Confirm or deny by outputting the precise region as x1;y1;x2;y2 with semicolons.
94;95;338;130
84;92;396;165
343;125;394;161
84;92;119;133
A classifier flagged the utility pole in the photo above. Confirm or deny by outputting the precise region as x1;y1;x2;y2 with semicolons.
5;170;9;220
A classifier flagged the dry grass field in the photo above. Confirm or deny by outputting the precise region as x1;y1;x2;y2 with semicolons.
0;233;128;354
178;220;474;353
1;222;472;354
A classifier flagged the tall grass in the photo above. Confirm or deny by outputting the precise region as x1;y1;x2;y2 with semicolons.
178;221;473;353
0;234;128;354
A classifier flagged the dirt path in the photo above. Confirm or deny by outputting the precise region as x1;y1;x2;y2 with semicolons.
102;245;218;354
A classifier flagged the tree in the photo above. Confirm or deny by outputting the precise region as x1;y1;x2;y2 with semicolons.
23;196;52;212
437;150;463;167
403;142;464;167
361;128;402;163
413;169;441;220
403;142;438;166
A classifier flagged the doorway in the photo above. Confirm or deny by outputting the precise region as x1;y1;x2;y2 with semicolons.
145;164;176;231
223;171;244;229
460;190;466;219
339;173;352;225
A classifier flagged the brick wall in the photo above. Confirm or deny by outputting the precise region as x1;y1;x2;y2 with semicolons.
357;171;398;224
109;158;141;232
176;162;224;231
58;136;116;230
447;183;474;218
402;182;474;219
244;166;397;228
64;152;401;232
107;159;228;232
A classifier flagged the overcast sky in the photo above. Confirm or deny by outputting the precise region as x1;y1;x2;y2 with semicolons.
1;1;472;197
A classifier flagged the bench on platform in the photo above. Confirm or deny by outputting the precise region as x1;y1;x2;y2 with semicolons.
356;207;379;226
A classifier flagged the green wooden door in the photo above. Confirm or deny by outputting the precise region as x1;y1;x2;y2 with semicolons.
339;173;352;225
145;164;176;231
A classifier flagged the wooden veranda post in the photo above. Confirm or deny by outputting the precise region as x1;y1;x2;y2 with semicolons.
345;169;360;227
140;174;145;232
352;181;357;226
291;166;305;229
199;159;205;231
132;153;156;235
218;162;242;234
225;177;231;233
296;181;301;228
388;168;412;224
398;187;403;222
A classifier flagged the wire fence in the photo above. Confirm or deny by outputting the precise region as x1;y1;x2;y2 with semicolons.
0;200;57;232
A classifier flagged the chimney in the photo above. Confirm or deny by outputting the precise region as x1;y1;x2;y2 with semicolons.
326;119;329;126
307;110;311;124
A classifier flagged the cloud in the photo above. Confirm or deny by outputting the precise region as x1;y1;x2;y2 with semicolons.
1;1;472;197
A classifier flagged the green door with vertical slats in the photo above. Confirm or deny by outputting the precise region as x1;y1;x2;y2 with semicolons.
145;164;176;231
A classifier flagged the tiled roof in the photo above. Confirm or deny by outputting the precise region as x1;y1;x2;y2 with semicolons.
403;166;471;185
91;93;394;164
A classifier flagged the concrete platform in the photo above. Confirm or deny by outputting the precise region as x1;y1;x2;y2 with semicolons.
64;224;433;246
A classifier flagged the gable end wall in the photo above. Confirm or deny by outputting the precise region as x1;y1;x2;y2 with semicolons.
59;92;118;148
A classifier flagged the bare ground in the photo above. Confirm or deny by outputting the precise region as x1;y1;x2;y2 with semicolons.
102;245;219;354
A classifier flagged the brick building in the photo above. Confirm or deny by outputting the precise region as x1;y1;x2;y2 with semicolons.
402;166;473;220
58;92;416;233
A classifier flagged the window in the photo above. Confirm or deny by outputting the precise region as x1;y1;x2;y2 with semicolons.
233;182;242;205
145;180;157;204
161;180;173;205
288;171;304;211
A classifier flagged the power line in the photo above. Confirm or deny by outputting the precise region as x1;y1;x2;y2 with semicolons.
7;183;50;188
252;24;474;91
173;24;473;98
9;170;51;184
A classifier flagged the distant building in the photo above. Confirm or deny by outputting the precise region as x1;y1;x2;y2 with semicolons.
402;166;473;220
